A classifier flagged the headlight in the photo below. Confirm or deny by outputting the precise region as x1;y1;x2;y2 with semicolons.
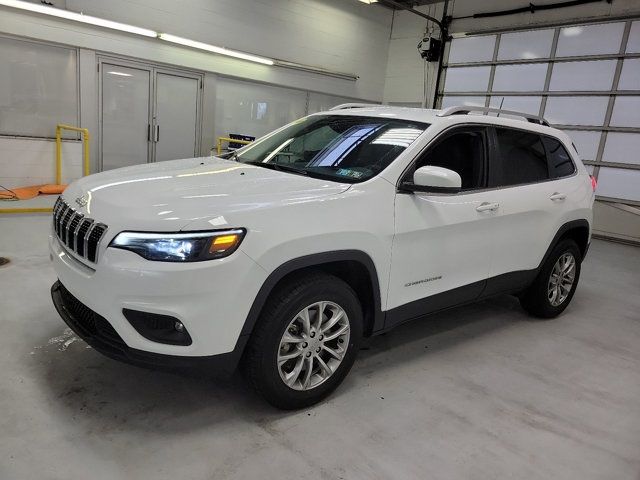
109;229;246;262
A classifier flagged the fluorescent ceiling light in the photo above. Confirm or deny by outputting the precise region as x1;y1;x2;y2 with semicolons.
0;0;156;37
107;71;133;77
0;0;355;76
274;59;359;81
158;33;274;66
358;0;378;3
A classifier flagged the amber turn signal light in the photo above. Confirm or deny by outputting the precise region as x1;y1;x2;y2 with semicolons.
210;234;241;253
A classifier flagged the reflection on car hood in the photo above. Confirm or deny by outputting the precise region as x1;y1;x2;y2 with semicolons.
62;157;351;231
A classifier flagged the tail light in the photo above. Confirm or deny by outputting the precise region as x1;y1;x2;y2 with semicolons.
590;175;597;192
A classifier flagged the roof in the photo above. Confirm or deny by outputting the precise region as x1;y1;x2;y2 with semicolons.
318;104;442;124
314;103;563;139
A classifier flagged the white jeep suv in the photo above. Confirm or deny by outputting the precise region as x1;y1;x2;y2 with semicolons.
50;104;595;409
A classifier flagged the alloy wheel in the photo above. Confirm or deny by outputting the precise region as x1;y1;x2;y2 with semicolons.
277;301;350;391
548;252;576;307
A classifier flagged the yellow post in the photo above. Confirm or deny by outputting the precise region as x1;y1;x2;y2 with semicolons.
55;126;62;185
216;136;253;156
1;124;91;215
83;131;90;176
56;124;91;182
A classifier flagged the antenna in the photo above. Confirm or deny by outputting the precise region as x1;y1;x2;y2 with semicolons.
497;97;505;118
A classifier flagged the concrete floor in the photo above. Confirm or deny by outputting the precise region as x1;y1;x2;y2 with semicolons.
1;215;639;480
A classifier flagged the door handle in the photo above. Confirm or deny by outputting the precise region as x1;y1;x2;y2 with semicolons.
550;192;566;201
476;202;499;212
154;124;160;143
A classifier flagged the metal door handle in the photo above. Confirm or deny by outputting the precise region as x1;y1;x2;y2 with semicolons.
476;202;499;212
550;192;566;201
154;124;160;142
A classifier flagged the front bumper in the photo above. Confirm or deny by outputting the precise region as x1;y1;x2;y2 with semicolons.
49;232;267;359
51;280;246;374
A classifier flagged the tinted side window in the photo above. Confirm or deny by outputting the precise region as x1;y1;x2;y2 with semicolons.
415;129;485;190
491;128;548;187
543;136;575;178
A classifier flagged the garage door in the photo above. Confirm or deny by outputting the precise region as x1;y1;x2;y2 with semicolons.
438;19;640;241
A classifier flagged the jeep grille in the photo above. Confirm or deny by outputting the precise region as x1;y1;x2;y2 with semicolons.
53;197;107;263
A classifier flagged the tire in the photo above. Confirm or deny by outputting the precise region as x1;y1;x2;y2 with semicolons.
243;272;363;409
520;238;582;318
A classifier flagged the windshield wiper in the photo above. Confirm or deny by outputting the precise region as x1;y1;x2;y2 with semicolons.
245;161;307;176
221;151;239;162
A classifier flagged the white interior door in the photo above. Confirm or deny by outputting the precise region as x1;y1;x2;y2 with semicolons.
154;72;200;162
101;64;151;171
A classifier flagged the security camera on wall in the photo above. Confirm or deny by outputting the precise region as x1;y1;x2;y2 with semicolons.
418;36;442;62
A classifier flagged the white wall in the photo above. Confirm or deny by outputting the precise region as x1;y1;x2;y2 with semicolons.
0;0;392;102
0;138;82;189
383;3;444;107
383;0;640;105
0;0;393;189
79;0;393;100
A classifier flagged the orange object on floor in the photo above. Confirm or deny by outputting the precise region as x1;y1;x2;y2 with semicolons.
0;184;67;201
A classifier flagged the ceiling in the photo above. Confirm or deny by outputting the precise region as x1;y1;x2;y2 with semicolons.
387;0;443;6
373;0;444;12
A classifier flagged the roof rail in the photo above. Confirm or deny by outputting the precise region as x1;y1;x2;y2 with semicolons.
329;103;384;111
437;106;550;127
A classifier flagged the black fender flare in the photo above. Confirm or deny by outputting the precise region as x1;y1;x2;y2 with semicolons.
240;250;384;337
538;219;591;269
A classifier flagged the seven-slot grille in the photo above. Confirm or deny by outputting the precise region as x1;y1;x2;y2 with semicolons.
53;197;107;263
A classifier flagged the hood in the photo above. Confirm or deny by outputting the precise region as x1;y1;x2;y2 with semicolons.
63;157;351;231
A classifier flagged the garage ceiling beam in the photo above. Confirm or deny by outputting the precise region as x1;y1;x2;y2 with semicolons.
453;0;611;21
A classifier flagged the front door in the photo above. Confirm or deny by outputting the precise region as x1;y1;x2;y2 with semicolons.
387;126;496;326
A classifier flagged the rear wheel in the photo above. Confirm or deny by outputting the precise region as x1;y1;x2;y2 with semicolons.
520;239;582;318
244;272;363;409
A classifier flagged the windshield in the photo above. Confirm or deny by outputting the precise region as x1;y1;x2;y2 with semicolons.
228;115;429;183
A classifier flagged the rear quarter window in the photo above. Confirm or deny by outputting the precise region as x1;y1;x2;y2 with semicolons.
542;136;576;178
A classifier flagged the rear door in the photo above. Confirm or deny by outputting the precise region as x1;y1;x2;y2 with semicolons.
485;127;575;289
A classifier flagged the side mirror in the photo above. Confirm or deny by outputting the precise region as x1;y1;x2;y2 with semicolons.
401;166;462;194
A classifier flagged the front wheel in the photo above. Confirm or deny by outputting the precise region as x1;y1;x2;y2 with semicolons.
243;272;363;409
520;239;582;318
